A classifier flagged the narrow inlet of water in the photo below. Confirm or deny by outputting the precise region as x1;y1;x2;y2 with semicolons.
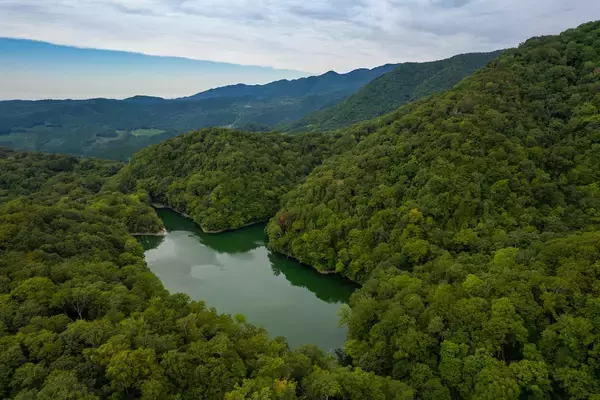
138;208;358;351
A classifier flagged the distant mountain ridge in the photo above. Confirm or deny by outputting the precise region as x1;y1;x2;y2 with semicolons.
0;52;499;160
123;95;167;103
286;50;504;131
181;64;398;101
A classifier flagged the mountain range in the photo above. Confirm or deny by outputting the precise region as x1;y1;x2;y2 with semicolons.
0;51;499;160
179;64;397;101
287;50;504;132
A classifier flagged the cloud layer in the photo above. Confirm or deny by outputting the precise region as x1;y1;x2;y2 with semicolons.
0;0;598;73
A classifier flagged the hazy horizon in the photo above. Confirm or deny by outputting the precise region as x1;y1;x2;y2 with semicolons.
1;1;597;100
0;37;503;101
0;38;309;101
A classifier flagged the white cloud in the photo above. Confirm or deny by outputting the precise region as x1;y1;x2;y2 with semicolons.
0;0;598;73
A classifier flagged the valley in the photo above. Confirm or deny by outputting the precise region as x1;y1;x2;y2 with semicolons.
0;19;599;400
0;52;498;160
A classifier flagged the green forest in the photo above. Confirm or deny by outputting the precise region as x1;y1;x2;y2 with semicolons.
116;120;406;232
1;20;600;400
0;149;408;399
117;129;349;232
267;21;600;398
286;51;504;132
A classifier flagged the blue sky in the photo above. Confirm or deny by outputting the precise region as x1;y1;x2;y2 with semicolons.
0;38;305;100
0;0;598;100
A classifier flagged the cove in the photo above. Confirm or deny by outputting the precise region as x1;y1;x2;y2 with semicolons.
138;208;359;351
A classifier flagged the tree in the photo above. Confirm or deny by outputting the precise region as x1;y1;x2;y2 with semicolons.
106;348;160;392
36;371;98;400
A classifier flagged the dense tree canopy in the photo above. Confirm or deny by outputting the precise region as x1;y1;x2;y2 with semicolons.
117;128;363;232
0;148;408;399
266;21;600;398
1;19;600;400
0;148;162;234
269;21;600;280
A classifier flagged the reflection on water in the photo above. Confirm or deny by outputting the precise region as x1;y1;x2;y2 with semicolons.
138;208;358;351
267;252;357;304
137;235;164;250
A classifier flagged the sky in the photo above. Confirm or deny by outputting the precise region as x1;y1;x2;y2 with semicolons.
0;38;306;100
0;0;598;100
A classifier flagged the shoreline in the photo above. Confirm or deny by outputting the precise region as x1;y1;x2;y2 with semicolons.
131;228;167;237
150;202;358;284
152;203;191;219
203;219;268;233
151;203;266;234
273;248;341;277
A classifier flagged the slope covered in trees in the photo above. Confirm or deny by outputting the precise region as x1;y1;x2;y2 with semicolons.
117;128;365;232
286;51;503;132
265;21;600;398
3;19;600;400
0;148;413;399
0;148;162;234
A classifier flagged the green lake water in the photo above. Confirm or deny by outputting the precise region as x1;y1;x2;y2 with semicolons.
138;208;358;351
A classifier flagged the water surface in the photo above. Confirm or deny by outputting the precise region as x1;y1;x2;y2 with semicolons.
138;208;358;351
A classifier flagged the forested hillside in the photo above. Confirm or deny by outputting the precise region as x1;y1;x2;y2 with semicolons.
0;148;412;399
265;21;600;398
117;127;366;232
2;19;600;400
0;148;162;233
287;51;503;132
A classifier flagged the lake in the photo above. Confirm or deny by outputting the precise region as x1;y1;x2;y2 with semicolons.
137;208;358;351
